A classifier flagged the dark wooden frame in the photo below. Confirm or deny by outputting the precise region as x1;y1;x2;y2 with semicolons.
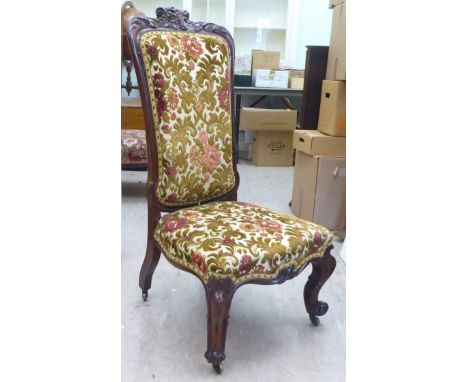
126;7;336;374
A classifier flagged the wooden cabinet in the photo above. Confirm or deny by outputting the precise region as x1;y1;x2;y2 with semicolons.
299;46;329;130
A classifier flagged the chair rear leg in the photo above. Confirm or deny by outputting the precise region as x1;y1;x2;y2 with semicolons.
139;238;161;302
304;245;336;326
204;278;235;374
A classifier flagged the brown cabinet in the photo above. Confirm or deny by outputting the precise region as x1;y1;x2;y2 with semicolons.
299;46;329;130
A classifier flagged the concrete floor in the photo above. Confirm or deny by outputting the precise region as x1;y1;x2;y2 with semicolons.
122;160;345;382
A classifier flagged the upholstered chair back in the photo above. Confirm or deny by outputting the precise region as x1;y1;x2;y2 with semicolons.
135;20;238;209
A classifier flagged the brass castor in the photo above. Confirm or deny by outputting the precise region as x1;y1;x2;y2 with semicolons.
142;291;148;302
309;314;320;326
212;364;223;374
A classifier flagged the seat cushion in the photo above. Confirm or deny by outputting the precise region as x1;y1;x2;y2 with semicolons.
154;201;332;284
121;129;147;164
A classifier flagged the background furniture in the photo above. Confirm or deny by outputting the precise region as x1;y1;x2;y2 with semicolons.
300;45;329;130
127;7;336;374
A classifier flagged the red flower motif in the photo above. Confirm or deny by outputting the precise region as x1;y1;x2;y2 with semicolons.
154;89;162;99
147;44;157;56
181;35;203;59
313;231;322;246
170;112;177;121
167;166;176;177
163;215;188;232
165;192;178;203
222;238;234;245
152;72;165;88
157;98;167;117
191;252;208;273
239;255;253;274
253;264;265;273
218;84;230;111
162;124;171;134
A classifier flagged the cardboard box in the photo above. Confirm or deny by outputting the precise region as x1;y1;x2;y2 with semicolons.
289;77;304;89
329;0;345;8
293;130;345;156
240;107;297;131
318;80;346;137
326;2;346;81
253;130;294;166
121;97;145;130
252;69;289;88
291;152;346;231
251;50;280;71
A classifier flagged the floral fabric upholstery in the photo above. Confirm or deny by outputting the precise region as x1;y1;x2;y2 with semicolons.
154;201;332;284
139;31;236;207
122;129;147;164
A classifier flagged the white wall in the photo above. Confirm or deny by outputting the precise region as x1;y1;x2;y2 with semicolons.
295;0;332;68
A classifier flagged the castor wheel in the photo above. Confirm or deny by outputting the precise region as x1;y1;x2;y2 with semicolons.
142;291;148;302
212;364;223;374
309;314;320;326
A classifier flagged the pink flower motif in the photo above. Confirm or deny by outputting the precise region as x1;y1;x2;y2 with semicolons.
203;172;210;182
170;112;177;121
218;84;230;111
167;88;179;109
198;130;209;144
163;215;188;232
188;61;195;70
178;53;185;61
181;35;203;59
162;124;171;134
202;145;221;170
225;67;230;80
152;72;165;88
257;219;281;232
195;100;204;114
239;255;253;274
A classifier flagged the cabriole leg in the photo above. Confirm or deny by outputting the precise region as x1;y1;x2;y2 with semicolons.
304;245;336;326
204;278;235;374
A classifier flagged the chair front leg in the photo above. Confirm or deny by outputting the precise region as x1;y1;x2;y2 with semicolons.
204;278;235;374
303;245;336;326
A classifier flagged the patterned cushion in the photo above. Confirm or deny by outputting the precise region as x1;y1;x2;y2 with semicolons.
154;201;332;284
122;129;147;164
139;31;236;207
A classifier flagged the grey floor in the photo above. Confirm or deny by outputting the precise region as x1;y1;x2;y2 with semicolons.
122;160;345;382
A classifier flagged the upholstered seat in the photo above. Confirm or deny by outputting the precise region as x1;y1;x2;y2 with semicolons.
155;201;332;284
121;129;147;165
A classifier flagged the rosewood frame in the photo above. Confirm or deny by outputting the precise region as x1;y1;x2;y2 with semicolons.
126;7;336;374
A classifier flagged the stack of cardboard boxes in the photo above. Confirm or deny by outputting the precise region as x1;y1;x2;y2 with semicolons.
239;50;300;166
291;0;346;234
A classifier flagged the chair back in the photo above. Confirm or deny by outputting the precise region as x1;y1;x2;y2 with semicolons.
126;7;239;211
